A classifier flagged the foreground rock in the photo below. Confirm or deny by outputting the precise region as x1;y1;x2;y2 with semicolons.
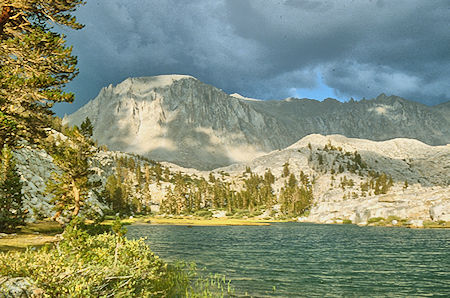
0;277;44;297
13;143;107;222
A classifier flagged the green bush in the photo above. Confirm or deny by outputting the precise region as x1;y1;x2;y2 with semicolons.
195;210;212;218
368;217;385;224
342;219;352;224
0;221;230;297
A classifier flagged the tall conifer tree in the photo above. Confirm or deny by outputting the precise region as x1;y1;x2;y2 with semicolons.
0;145;24;231
46;127;95;220
0;1;84;149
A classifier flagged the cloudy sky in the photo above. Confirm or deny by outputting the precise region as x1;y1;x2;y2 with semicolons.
55;0;450;116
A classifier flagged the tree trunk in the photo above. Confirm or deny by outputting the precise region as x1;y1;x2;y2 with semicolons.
72;179;81;217
52;210;62;221
0;6;12;35
51;199;65;221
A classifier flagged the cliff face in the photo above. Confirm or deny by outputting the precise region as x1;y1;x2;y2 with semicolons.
66;75;449;170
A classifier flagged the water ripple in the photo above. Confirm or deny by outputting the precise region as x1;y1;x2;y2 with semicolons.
127;223;450;297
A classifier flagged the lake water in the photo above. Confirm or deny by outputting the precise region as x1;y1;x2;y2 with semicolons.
127;223;450;297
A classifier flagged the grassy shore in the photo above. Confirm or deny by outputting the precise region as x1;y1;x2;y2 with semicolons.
0;220;62;252
0;216;284;251
102;215;286;226
2;216;448;251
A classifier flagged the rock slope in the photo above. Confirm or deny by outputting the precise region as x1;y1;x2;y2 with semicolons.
13;141;182;222
65;75;450;170
14;143;107;222
11;133;450;226
216;134;450;224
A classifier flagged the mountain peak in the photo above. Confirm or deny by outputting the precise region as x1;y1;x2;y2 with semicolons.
230;93;262;102
113;74;196;94
66;76;449;170
373;93;407;104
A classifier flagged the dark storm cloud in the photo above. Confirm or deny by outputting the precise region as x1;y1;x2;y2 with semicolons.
56;0;450;115
224;0;450;105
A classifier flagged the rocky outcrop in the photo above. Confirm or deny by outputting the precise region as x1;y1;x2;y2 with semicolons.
307;188;449;224
216;134;450;224
13;142;177;222
430;201;450;221
13;145;60;221
65;75;449;170
0;277;44;297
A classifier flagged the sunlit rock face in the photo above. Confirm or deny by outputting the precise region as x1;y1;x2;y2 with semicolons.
66;75;288;170
215;134;450;225
66;75;449;170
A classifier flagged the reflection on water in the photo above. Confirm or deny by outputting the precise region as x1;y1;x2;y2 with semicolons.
127;223;450;297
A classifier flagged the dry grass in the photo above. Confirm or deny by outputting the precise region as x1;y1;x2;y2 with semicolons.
140;217;275;226
0;220;62;252
102;215;285;226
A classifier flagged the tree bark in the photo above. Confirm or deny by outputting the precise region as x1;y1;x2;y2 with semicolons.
0;6;12;36
52;210;62;221
72;179;81;217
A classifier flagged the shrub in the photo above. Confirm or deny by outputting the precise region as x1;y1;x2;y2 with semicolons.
0;221;229;297
368;217;384;224
195;210;212;218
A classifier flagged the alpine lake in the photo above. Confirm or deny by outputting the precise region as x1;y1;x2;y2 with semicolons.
126;223;450;297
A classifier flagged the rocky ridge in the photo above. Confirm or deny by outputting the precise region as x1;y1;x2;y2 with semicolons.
65;75;450;170
13;139;179;222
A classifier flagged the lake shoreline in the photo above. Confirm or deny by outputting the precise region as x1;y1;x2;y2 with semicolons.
122;215;284;226
127;215;450;229
1;216;448;251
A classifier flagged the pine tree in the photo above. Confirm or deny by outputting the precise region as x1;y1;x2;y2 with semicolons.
288;173;297;188
403;180;408;190
208;172;216;183
46;127;96;220
0;145;25;231
0;1;85;150
299;171;309;186
317;153;324;165
103;174;129;215
264;169;275;185
80;117;93;138
282;162;290;177
0;112;18;151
